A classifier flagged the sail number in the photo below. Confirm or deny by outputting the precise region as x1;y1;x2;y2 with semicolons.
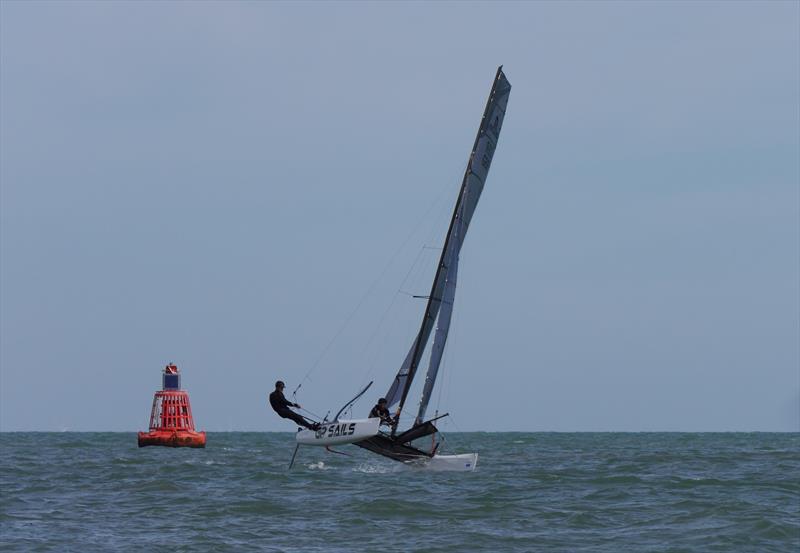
315;422;357;440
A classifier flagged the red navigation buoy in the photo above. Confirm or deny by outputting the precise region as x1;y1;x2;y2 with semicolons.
137;363;207;448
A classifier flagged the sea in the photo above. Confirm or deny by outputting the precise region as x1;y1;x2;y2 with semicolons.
1;432;798;552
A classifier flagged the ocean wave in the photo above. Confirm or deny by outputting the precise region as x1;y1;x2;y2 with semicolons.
1;432;798;552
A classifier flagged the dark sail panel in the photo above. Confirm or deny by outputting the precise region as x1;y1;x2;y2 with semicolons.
384;336;417;409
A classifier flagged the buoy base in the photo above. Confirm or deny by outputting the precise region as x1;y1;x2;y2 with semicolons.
137;430;207;448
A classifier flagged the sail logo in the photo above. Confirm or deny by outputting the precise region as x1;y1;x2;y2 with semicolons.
481;137;497;170
314;422;357;440
487;114;503;138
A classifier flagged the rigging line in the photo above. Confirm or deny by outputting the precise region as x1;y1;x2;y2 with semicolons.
297;407;324;421
398;291;434;298
295;174;461;394
399;245;431;291
390;401;422;429
444;414;473;452
359;185;460;386
363;201;456;380
357;250;426;386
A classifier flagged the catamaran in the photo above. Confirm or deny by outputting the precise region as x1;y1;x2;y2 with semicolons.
292;66;511;472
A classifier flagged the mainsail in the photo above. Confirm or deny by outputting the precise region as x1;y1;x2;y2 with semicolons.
383;66;512;429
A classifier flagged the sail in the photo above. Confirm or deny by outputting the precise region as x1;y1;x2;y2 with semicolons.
384;337;417;408
383;67;511;419
416;254;458;423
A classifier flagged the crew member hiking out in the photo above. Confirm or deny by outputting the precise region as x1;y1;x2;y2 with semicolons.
269;381;319;430
369;397;395;427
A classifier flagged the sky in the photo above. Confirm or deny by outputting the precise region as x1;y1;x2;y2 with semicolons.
1;1;798;432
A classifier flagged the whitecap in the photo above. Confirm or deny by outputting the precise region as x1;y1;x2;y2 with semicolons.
351;462;403;474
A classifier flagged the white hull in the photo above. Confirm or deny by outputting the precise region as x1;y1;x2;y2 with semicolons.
295;418;380;446
406;452;478;472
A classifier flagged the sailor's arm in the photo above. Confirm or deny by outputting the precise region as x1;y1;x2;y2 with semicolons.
287;398;301;409
279;392;300;409
385;410;399;425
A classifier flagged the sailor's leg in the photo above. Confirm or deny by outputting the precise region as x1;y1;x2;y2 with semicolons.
282;410;317;430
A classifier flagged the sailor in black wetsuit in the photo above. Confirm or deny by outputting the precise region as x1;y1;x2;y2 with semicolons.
269;381;318;430
369;398;395;427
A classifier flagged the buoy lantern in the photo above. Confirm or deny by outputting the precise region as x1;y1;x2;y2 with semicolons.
138;363;207;448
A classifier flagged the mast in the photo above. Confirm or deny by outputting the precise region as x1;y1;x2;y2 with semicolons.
387;66;512;433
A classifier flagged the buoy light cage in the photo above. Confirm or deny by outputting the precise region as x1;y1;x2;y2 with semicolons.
148;390;196;431
137;363;207;448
